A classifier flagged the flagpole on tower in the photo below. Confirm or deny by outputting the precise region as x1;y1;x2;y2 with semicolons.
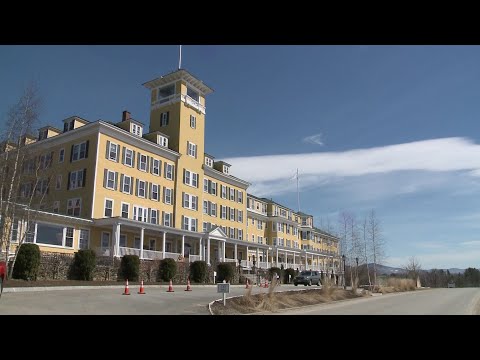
178;45;182;69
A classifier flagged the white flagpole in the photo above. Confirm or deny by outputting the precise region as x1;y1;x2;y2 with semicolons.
296;168;300;213
178;45;182;69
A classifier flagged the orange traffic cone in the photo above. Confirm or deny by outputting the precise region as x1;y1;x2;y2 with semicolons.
138;280;146;294
122;279;130;295
167;279;174;292
185;277;192;291
245;278;250;289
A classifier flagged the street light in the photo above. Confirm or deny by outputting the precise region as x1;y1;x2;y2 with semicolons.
342;254;346;289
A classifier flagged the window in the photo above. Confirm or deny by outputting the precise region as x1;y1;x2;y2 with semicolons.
190;115;196;129
257;220;262;230
183;170;198;187
165;163;174;180
164;188;172;204
11;221;18;242
183;216;197;232
211;203;217;217
65;227;74;247
139;154;147;171
101;232;110;248
152;159;160;175
229;228;235;238
148;239;156;251
163;212;171;227
124;148;133;167
59;148;65;163
277;222;282;232
151;184;159;201
133;206;148;222
230;188;235;201
150;209;158;224
204;178;209;193
108;142;119;161
205;157;213;167
104;199;113;217
38;129;48;140
53;201;60;213
160;112;169;126
132;123;142;136
252;234;255;242
158;136;168;147
238;210;243;223
138;180;146;198
106;170;116;190
203;200;208;214
67;198;81;216
69;169;85;190
121;203;129;219
119;234;127;247
71;141;87;161
203;222;209;232
257;236;263;245
187;86;199;102
134;237;141;249
210;181;216;195
221;185;226;199
230;208;235;221
238;191;243;203
238;229;243;241
221;206;227;219
35;223;64;246
122;175;131;194
55;175;62;190
251;218;254;225
79;229;89;250
223;165;229;174
158;84;175;101
183;193;198;210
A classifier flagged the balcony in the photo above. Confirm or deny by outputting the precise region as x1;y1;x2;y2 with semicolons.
181;94;206;114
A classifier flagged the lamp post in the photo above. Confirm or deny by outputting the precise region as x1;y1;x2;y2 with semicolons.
342;254;346;289
355;257;359;288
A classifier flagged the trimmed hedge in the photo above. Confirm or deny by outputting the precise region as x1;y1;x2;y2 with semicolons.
284;268;296;283
217;262;235;282
12;243;41;280
71;249;96;280
190;260;208;283
268;267;282;281
119;255;140;281
159;258;177;282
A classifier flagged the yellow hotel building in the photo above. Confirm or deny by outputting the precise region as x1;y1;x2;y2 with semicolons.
1;68;342;279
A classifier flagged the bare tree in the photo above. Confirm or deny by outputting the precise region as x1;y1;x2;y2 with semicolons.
403;256;422;284
362;216;372;290
367;209;386;287
0;83;42;275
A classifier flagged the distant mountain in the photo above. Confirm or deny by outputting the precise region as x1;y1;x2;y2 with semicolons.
369;264;465;275
445;268;465;274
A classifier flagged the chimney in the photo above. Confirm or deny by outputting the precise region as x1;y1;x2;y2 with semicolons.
122;110;131;122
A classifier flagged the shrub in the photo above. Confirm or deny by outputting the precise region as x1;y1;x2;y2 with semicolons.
217;262;235;282
119;255;140;281
71;249;96;280
268;267;281;281
159;258;177;282
190;260;208;283
284;268;296;283
12;243;41;280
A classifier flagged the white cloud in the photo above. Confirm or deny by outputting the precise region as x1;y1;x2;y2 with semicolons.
302;133;324;146
222;137;480;198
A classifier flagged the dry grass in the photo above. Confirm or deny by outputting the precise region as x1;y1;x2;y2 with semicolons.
378;278;416;294
210;281;364;315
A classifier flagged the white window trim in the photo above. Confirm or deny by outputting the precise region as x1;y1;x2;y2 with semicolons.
138;180;146;198
124;148;134;167
108;141;119;162
78;228;90;250
104;198;114;217
165;163;174;180
106;170;116;190
122;175;132;194
139;154;148;172
164;188;172;204
121;202;130;219
152;158;160;176
59;148;65;163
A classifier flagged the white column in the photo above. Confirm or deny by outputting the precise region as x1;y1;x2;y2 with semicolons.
207;237;211;265
246;246;249;267
181;235;185;257
293;253;296;267
140;227;144;259
199;238;203;260
256;247;259;266
234;243;238;261
276;248;279;265
162;232;166;259
266;249;269;267
113;223;120;257
222;241;226;261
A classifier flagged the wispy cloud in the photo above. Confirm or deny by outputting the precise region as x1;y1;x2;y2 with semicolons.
302;133;324;146
414;241;447;250
223;137;480;198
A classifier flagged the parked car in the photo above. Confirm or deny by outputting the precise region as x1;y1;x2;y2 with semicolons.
447;282;455;288
0;260;6;298
294;270;321;286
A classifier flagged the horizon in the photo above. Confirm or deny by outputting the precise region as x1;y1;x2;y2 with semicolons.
1;45;480;270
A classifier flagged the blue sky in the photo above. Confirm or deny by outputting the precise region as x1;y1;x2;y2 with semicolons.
2;45;480;269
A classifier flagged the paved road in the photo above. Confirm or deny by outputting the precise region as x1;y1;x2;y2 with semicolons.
275;288;480;315
0;284;300;315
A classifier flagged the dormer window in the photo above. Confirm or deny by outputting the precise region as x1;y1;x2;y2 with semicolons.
63;119;75;133
158;135;168;148
38;129;48;141
131;123;142;136
205;157;213;167
223;165;229;174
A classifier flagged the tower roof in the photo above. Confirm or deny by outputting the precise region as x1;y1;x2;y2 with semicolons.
142;69;214;95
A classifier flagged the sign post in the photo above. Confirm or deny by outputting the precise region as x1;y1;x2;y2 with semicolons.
217;279;230;306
